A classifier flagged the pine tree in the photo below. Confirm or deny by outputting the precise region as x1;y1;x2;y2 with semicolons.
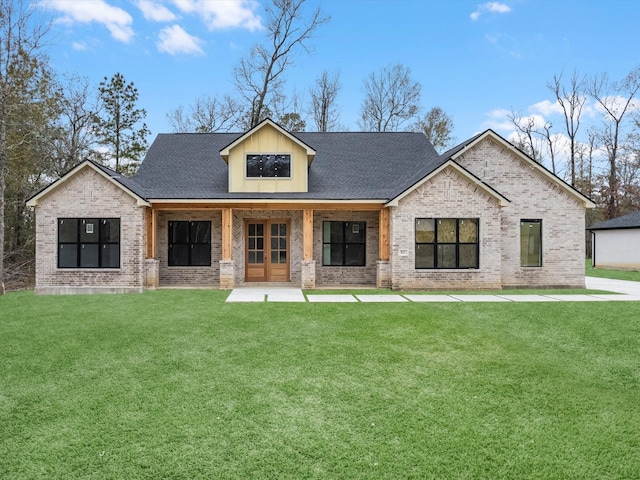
92;73;150;175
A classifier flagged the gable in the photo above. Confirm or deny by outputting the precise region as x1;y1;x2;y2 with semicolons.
452;131;595;209
387;160;509;207
219;119;316;194
27;161;149;208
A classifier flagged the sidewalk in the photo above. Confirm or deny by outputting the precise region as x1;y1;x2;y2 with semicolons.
225;277;640;303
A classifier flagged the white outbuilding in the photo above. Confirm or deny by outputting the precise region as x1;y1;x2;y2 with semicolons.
589;210;640;270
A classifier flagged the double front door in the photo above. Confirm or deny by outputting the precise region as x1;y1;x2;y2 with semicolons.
245;220;290;282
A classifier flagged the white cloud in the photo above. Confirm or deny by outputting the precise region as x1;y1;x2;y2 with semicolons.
41;0;134;42
471;1;512;21
530;99;564;117
157;25;204;55
485;2;511;14
482;108;515;131
72;41;89;51
592;95;640;118
172;0;262;31
137;0;177;22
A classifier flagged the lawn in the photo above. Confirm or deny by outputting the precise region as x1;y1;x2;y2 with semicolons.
1;290;639;479
586;259;640;282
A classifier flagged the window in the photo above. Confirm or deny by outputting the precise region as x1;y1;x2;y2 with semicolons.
415;218;479;269
246;154;291;178
168;221;211;266
58;218;120;268
323;221;366;266
520;219;542;267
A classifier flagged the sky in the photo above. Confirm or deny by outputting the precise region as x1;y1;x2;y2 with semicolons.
35;0;640;171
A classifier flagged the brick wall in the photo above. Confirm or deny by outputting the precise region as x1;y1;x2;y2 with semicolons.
156;210;222;287
313;210;379;287
390;166;503;290
34;166;146;294
455;137;587;288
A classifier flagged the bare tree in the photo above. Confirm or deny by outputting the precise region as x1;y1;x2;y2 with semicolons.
234;0;329;129
413;106;455;152
586;67;640;219
358;63;421;132
167;95;244;133
548;70;587;186
0;0;50;295
508;111;543;163
46;74;99;176
309;70;340;132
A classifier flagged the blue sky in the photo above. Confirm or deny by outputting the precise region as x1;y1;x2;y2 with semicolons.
38;0;640;155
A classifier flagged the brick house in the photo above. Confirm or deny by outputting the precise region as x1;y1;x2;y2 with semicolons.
27;119;594;294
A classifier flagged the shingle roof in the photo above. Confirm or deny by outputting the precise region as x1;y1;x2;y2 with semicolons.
88;160;146;198
588;210;640;230
132;131;442;201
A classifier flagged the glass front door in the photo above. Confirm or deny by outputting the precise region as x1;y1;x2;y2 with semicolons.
245;220;289;282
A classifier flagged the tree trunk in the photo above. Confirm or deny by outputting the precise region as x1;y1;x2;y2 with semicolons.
0;97;6;295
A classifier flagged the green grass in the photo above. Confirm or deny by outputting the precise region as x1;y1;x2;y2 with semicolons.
586;259;640;282
2;290;639;479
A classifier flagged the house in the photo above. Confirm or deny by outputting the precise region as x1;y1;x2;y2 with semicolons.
26;119;595;294
588;210;640;270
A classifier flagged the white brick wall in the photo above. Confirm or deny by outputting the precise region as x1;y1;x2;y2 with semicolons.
34;166;146;294
455;138;586;288
390;166;503;290
389;136;588;290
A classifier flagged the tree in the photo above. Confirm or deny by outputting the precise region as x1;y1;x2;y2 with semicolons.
414;107;454;152
92;73;150;175
46;74;99;176
586;67;640;219
548;70;586;186
233;0;329;129
167;94;243;133
309;70;340;132
277;112;305;131
507;111;544;163
0;0;50;295
358;63;421;132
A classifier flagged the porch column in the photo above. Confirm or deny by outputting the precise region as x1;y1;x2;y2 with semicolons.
220;208;235;289
301;208;316;289
144;207;159;289
377;207;391;288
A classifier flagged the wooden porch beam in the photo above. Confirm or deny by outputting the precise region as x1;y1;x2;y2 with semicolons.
222;208;233;261
379;207;390;261
303;209;314;261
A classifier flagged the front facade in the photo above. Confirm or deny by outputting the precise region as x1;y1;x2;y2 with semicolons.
27;120;594;294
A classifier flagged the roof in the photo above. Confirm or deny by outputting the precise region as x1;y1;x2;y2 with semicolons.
588;210;640;230
132;130;441;201
26;159;148;207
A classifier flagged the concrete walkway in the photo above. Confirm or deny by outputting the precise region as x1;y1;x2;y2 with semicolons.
225;277;640;303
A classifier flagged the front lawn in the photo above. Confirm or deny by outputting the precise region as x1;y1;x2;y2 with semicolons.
586;259;640;282
1;290;639;479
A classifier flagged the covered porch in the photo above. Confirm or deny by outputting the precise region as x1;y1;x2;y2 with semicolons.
143;201;392;290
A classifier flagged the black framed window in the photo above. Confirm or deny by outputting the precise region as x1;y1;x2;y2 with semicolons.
415;218;479;269
58;218;120;268
246;154;291;178
168;221;211;266
322;221;366;266
520;219;542;267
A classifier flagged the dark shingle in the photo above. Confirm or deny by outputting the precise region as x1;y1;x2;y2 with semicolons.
588;210;640;230
132;131;441;201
